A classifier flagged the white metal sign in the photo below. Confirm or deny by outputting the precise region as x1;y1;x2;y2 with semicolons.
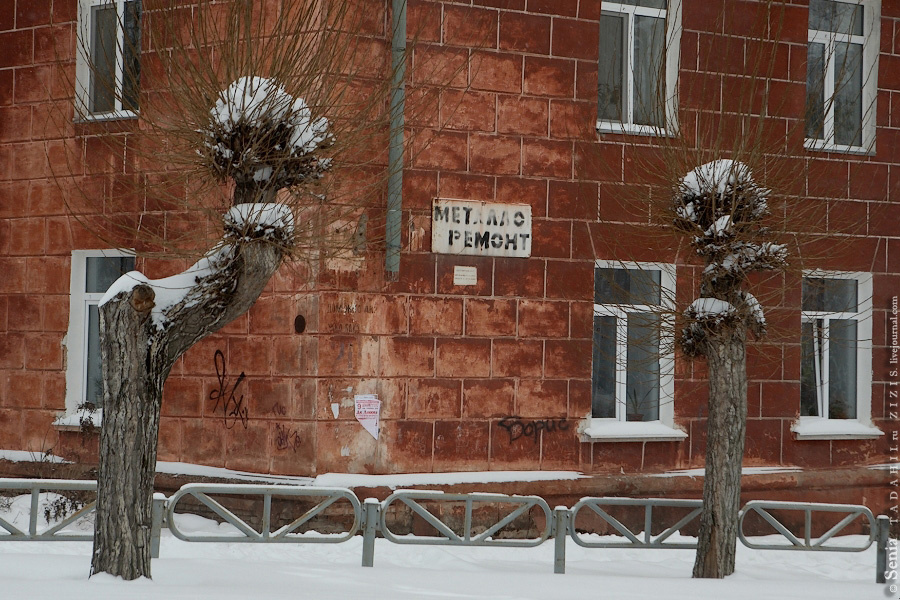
431;199;532;258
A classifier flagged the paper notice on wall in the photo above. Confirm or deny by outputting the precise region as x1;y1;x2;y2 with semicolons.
354;394;380;439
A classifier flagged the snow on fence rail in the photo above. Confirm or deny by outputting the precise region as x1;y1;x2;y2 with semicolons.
0;479;891;582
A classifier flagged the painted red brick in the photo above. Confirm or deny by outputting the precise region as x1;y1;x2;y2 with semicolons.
523;56;575;98
499;12;550;55
493;257;545;297
492;339;542;377
437;338;491;378
516;379;567;418
407;378;461;419
551;19;598;61
470;51;523;93
433;420;490;471
463;378;514;418
522;138;571;178
517;300;568;338
378;420;433;474
438;172;495;201
530;219;570;259
469;134;521;175
497;95;548;136
441;89;497;132
544;339;591;378
381;336;434;377
443;5;497;49
410;297;464;336
465;298;517;337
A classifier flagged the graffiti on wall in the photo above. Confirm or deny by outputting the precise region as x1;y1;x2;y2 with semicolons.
210;349;249;429
497;416;569;444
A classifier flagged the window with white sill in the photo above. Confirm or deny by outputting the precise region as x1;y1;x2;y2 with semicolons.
805;0;880;153
795;272;881;439
62;250;135;422
597;0;681;135
587;262;684;441
75;0;141;120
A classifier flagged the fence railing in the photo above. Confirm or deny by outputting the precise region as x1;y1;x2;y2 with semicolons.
0;478;891;582
0;479;97;542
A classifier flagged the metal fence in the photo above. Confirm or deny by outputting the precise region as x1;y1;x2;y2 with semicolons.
0;478;891;582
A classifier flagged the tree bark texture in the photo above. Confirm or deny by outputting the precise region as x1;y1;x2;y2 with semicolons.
91;242;283;579
692;330;748;579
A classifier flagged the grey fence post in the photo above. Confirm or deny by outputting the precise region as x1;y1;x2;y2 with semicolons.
553;506;569;575
361;498;381;568
150;493;166;559
876;515;891;584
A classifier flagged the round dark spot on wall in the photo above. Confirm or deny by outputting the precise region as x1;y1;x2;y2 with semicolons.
294;315;306;334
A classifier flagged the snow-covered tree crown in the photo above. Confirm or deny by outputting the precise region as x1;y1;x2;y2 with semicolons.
673;160;788;355
672;159;787;280
201;76;333;191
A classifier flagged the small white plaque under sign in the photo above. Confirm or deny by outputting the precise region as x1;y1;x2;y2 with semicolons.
432;199;532;258
453;266;477;286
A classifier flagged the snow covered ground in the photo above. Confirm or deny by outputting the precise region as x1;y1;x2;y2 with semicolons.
0;493;886;600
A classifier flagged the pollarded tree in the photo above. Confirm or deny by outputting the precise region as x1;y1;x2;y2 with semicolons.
92;76;331;579
671;160;787;577
63;0;449;580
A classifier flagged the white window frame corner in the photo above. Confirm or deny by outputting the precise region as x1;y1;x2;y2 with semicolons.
75;0;140;122
803;0;880;155
596;0;682;138
794;269;880;440
59;248;135;426
584;260;685;442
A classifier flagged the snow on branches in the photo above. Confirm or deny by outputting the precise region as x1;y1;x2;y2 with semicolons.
200;76;333;190
673;160;786;355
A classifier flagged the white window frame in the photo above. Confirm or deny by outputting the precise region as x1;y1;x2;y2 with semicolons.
793;270;882;440
804;0;880;154
58;249;135;427
75;0;140;121
596;0;682;136
583;260;685;442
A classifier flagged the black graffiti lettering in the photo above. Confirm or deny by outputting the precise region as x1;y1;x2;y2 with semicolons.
274;423;301;452
497;416;569;444
210;349;249;430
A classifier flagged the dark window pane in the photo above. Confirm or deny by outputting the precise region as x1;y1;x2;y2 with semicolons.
806;42;825;140
86;304;103;408
626;313;660;421
86;256;135;293
595;268;661;305
592;315;618;418
828;319;857;418
834;41;862;146
633;15;665;127
800;320;820;416
90;4;117;113
123;0;141;111
598;14;624;122
809;0;863;36
801;278;858;312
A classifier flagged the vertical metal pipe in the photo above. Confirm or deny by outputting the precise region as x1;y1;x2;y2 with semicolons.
361;498;381;567
553;507;569;574
385;0;407;277
150;493;166;559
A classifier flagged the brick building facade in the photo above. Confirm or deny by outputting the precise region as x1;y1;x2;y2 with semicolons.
0;1;896;514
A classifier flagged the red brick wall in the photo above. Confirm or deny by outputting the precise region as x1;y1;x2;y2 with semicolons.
0;1;897;491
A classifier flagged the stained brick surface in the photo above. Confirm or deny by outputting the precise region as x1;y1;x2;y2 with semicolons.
0;0;895;504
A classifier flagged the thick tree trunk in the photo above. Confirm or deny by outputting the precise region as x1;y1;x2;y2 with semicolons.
693;330;748;578
91;241;284;579
91;285;161;579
